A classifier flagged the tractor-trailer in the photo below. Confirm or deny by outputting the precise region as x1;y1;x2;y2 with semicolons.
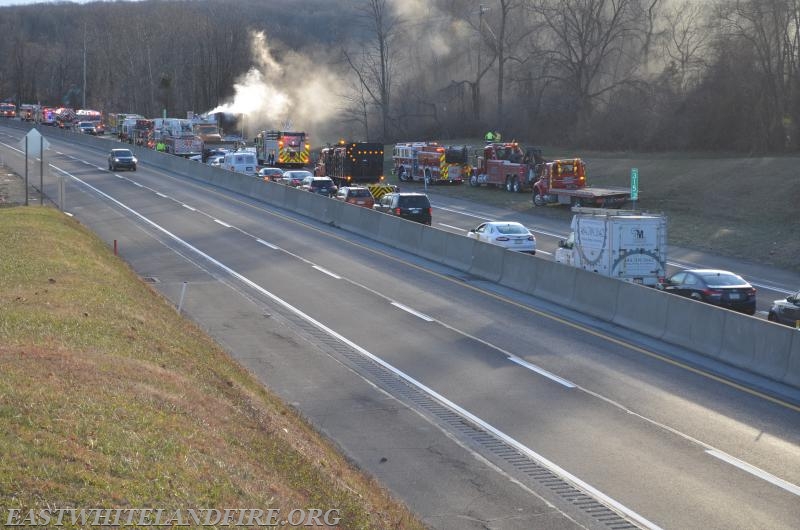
555;207;667;286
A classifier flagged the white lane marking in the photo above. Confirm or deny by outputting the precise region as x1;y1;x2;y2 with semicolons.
536;249;552;256
433;204;566;239
706;449;800;497
213;219;232;228
390;302;435;322
155;192;168;198
182;204;196;211
508;356;575;388
56;151;63;155
96;166;105;171
438;223;466;232
256;239;279;250
133;182;143;188
115;174;125;179
313;265;341;279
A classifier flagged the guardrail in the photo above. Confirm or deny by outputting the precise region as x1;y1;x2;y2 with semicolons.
3;120;799;392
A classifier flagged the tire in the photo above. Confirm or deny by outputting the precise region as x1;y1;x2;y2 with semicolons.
505;176;513;192
424;169;432;185
132;165;137;171
398;167;409;182
512;177;521;193
469;174;479;187
532;190;545;206
767;312;778;322
690;292;702;301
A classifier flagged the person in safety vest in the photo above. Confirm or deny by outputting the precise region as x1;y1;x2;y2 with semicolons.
484;131;495;142
156;140;166;152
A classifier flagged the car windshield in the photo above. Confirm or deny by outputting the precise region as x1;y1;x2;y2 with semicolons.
287;171;312;179
698;272;747;286
495;224;528;235
350;189;371;198
312;179;332;186
399;196;429;208
113;150;132;157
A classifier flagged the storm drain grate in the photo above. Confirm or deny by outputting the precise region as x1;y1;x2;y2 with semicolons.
255;295;644;530
142;277;159;283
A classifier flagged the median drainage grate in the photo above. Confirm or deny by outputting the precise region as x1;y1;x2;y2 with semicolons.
142;277;159;283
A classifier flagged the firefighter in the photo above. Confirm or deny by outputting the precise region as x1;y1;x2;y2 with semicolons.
156;140;166;152
484;131;496;142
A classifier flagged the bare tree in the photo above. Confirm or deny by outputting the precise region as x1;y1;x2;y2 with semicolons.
343;0;398;141
527;0;645;139
661;0;711;94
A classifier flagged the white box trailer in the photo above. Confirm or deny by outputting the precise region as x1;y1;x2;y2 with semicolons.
555;207;667;286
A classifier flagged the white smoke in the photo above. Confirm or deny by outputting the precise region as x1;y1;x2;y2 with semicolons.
206;31;342;136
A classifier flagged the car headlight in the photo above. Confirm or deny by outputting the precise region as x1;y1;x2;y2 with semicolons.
132;157;138;163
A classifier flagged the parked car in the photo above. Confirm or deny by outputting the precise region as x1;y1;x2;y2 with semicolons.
108;148;137;171
659;269;756;315
335;186;375;209
300;176;337;196
258;167;283;181
280;170;312;187
768;290;800;327
373;192;432;225
77;121;97;135
467;221;536;254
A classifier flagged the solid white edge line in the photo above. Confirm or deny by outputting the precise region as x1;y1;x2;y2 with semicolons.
536;249;552;256
214;219;232;228
508;356;576;388
43;162;661;530
133;182;143;188
438;223;466;232
182;204;196;211
705;449;800;497
256;239;279;250
155;192;168;198
312;265;342;279
390;302;435;322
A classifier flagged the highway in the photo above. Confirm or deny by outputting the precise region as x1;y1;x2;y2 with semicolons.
1;125;799;529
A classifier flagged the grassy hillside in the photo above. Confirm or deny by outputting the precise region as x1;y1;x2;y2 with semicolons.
0;207;423;529
384;143;800;272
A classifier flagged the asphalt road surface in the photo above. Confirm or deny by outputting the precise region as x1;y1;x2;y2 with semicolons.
1;125;799;529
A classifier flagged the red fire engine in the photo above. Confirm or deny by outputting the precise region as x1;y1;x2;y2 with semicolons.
392;142;468;184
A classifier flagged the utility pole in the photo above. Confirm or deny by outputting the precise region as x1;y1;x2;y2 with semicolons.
82;24;87;109
476;4;490;122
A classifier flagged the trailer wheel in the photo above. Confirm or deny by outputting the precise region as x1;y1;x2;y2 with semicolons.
532;190;545;207
512;177;521;193
469;174;480;187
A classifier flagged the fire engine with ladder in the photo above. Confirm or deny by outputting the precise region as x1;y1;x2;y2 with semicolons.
392;142;469;185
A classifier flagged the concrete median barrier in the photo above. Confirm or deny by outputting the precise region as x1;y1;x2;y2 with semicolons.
417;227;449;263
376;215;424;253
571;270;620;322
720;313;793;382
442;232;476;273
786;332;800;389
469;242;506;283
613;282;669;338
336;202;367;232
533;260;577;306
498;251;538;294
662;295;724;360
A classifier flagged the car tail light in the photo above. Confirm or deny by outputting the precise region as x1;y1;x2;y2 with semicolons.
496;236;510;241
702;288;723;296
428;207;432;216
395;207;401;215
527;235;535;241
747;288;757;296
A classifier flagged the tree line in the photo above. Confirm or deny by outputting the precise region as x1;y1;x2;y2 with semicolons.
1;0;797;152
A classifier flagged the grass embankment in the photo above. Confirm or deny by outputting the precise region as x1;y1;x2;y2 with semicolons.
0;207;423;529
384;142;800;272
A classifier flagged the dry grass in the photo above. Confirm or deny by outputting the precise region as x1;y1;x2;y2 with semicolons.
384;142;800;271
0;207;424;529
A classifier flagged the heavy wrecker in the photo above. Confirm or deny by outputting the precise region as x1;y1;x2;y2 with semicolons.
468;142;630;207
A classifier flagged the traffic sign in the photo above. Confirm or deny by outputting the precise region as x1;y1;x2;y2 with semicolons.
631;168;639;201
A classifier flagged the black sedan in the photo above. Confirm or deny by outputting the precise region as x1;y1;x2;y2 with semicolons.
768;290;800;327
659;269;756;315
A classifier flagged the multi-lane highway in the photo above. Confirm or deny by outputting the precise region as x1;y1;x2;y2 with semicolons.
2;124;799;529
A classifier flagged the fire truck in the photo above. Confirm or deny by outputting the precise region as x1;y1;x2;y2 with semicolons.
255;130;310;169
315;141;384;185
531;158;630;208
392;142;468;184
469;142;544;192
0;102;16;118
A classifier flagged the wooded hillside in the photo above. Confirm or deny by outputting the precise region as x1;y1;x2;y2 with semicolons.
2;0;798;151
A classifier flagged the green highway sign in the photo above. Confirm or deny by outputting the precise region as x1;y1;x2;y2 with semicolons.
631;168;639;201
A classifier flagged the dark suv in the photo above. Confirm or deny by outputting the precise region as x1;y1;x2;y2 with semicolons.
373;192;432;225
300;176;337;196
108;148;137;171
